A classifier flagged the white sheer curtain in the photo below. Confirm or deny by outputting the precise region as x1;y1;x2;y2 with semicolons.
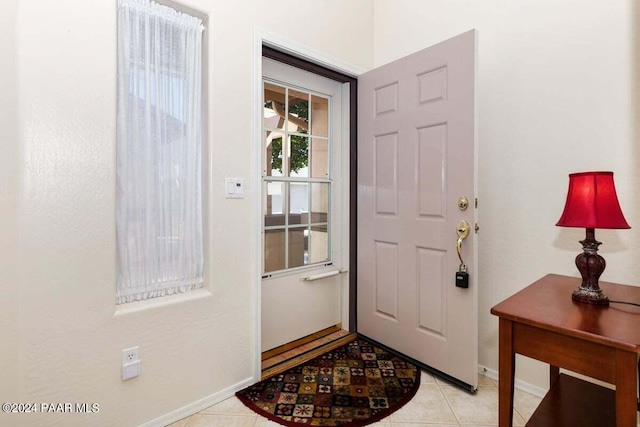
116;0;204;304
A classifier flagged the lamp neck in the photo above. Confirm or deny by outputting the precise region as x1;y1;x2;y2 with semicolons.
580;228;602;254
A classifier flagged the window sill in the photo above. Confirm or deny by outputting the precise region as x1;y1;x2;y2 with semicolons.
114;288;212;316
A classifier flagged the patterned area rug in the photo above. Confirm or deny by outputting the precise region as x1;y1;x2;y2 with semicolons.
236;338;421;426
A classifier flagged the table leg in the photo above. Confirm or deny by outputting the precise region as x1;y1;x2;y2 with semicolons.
549;365;559;387
499;318;515;427
615;349;637;427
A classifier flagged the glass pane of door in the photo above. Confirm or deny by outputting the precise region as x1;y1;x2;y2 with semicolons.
288;89;309;130
311;95;328;137
288;228;306;268
310;138;328;178
288;135;309;178
264;229;286;272
265;133;284;177
309;225;329;264
310;183;329;224
264;181;285;227
264;82;286;132
288;182;309;225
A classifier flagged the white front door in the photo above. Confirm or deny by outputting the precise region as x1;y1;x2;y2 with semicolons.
261;58;349;351
357;30;478;388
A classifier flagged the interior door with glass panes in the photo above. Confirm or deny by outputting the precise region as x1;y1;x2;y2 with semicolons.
261;57;347;351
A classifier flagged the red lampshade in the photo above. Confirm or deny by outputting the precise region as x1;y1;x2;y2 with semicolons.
556;171;630;229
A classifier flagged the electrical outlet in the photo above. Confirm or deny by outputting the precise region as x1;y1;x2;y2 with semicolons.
122;346;139;365
122;346;140;380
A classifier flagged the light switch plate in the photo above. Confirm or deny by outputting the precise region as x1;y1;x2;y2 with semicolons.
225;178;244;199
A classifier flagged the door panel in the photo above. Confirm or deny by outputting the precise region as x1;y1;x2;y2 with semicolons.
374;241;398;319
357;30;477;388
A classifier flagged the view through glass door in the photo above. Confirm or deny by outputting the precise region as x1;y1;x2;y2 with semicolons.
261;57;348;352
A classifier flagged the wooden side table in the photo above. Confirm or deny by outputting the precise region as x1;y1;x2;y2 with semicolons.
491;274;640;426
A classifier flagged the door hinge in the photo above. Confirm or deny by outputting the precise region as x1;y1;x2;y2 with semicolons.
474;223;480;234
474;198;478;209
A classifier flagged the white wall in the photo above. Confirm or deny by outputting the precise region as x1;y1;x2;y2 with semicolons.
4;1;372;426
0;0;20;414
374;0;640;390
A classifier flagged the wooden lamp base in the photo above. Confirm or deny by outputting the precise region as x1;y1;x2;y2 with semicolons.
572;228;609;305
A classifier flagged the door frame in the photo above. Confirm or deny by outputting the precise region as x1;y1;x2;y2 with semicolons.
252;29;361;381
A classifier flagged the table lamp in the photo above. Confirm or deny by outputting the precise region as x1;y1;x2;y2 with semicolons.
556;171;630;305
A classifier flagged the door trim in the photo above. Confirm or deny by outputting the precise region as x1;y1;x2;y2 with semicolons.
252;28;360;382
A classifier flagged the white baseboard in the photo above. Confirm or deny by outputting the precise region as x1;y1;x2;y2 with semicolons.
478;365;547;398
139;376;256;427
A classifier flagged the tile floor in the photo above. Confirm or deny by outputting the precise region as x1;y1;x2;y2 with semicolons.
167;372;543;427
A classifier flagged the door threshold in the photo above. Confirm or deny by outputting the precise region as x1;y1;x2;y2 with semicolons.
262;324;343;361
261;330;356;379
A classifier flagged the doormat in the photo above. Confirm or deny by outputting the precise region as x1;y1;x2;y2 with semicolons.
236;338;421;427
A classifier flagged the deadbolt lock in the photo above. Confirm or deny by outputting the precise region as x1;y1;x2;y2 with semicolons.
458;196;469;211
